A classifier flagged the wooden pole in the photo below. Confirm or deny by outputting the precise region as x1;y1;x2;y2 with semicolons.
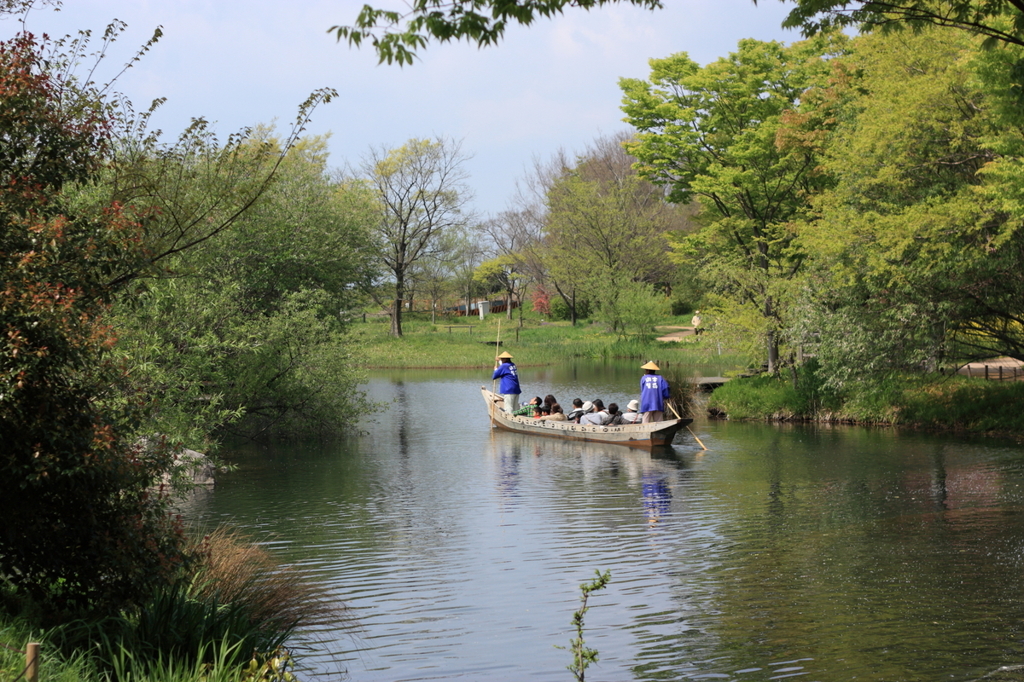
686;425;708;451
26;642;39;682
492;320;502;394
667;402;707;451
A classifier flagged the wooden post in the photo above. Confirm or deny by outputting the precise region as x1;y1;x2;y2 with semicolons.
985;365;990;380
26;642;39;682
1000;366;1004;381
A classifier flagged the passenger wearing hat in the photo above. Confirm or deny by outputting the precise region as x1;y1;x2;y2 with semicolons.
492;351;522;412
639;361;670;423
622;399;641;423
579;399;609;426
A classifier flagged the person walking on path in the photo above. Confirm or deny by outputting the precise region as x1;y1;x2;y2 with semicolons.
492;351;522;412
639;361;670;423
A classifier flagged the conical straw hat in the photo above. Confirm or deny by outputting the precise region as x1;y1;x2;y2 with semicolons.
497;351;514;359
641;361;660;370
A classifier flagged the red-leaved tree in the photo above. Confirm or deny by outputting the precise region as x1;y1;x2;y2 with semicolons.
0;33;184;616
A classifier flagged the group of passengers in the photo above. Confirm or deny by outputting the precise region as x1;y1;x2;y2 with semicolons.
512;395;642;426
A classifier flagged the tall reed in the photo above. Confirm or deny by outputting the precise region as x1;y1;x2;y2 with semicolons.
47;526;346;679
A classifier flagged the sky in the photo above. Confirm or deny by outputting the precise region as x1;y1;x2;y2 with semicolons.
6;0;799;217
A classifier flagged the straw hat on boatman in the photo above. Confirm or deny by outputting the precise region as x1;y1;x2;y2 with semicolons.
638;360;670;424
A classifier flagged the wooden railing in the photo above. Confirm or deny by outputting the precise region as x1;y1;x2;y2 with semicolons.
1;641;39;682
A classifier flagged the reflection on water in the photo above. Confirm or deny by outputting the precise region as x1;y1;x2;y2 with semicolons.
193;366;1024;681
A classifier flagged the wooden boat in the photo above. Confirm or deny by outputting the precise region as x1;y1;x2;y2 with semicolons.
482;387;692;449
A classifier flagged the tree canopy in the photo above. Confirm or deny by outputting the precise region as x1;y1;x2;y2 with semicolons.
621;35;846;369
775;0;1024;48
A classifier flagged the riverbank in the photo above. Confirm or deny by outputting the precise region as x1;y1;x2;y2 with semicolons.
708;368;1024;437
349;314;739;369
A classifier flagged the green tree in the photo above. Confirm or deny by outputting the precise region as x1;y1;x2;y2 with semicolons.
542;133;683;331
474;254;528;324
620;35;846;371
363;137;472;337
111;135;379;443
1;18;343;613
792;28;1024;387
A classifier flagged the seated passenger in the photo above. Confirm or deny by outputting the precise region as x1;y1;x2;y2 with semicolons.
533;404;547;418
543;394;558;411
622;399;641;423
539;404;567;421
606;403;624;426
514;396;542;417
565;398;586;423
580;399;609;426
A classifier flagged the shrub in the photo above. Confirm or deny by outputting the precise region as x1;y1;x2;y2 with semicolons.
48;527;345;677
709;374;803;420
0;33;185;618
550;297;591;322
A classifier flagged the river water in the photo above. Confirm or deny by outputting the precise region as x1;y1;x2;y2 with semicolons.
189;363;1024;681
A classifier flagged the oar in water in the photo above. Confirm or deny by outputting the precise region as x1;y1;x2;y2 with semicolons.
667;400;708;451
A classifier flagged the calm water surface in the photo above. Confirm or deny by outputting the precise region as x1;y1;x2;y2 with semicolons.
189;363;1024;681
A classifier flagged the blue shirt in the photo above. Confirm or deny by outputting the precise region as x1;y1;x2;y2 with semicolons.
492;362;521;395
639;374;670;412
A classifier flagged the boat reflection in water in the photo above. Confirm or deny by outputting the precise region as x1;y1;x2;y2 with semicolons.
486;427;693;528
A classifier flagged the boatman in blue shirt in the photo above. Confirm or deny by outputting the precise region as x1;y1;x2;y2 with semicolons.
492;351;522;413
639;360;670;423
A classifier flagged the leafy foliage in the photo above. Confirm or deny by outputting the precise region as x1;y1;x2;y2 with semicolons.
110;135;378;443
330;0;663;64
0;32;184;616
775;0;1024;49
543;133;684;332
621;35;847;370
792;28;1024;386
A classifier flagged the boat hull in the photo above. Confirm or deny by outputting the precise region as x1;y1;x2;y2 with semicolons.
482;387;692;448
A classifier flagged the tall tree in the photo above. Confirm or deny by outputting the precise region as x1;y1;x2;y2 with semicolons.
621;35;846;371
482;209;540;323
363;137;472;337
792;28;1024;387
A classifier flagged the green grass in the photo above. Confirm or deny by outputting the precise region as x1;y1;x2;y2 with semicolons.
348;312;737;369
899;377;1024;432
709;366;1024;434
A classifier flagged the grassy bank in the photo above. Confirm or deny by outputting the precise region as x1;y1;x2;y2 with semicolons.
348;313;741;369
0;528;342;682
708;366;1024;435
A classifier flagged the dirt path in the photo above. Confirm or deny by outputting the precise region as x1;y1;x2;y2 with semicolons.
655;326;697;342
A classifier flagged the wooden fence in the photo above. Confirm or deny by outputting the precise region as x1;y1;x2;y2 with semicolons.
960;364;1024;380
1;641;39;682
